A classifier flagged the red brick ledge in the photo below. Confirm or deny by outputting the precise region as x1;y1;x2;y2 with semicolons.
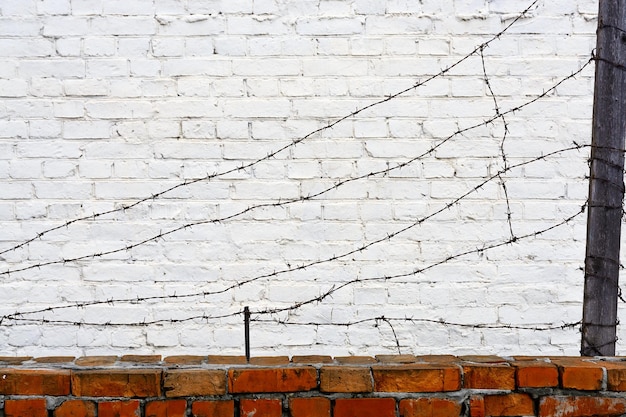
1;355;626;417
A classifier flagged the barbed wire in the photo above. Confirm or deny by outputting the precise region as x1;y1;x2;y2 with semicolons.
0;0;602;353
0;57;593;277
0;0;542;259
0;142;589;324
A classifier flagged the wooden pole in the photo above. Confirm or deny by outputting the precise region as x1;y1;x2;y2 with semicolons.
581;0;626;356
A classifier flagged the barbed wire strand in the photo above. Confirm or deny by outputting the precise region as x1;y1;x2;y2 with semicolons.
0;0;542;258
3;144;590;319
0;57;593;277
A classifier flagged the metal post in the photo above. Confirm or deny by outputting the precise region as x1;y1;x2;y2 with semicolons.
581;1;626;356
244;306;251;362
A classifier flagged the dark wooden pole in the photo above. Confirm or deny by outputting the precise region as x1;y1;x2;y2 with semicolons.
581;0;626;356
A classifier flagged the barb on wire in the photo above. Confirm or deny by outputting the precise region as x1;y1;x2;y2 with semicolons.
0;57;594;277
0;144;589;323
252;201;587;317
480;44;515;240
253;316;582;332
0;0;542;258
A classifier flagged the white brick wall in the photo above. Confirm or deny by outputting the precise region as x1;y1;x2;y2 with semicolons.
0;0;610;357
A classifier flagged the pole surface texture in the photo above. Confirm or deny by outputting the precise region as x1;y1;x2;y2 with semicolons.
581;0;626;356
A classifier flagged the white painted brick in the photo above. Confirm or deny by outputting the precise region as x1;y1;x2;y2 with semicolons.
84;37;117;57
0;79;28;97
29;120;62;138
19;59;85;78
0;121;28;138
63;79;108;96
213;37;247;56
185;37;214;56
109;79;142;97
63;121;111;139
86;101;154;119
297;18;364;35
130;59;161;77
55;38;81;57
86;59;129;77
181;121;216;139
0;18;41;36
163;58;231;76
158;16;225;36
227;16;289;35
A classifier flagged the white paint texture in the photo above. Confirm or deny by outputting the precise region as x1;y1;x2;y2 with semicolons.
0;0;611;356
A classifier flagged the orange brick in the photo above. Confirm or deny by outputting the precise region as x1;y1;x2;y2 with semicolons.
373;365;461;392
240;399;282;417
5;399;48;417
292;355;334;364
120;355;161;364
334;398;396;417
515;362;558;388
469;396;485;417
334;356;377;364
290;398;331;417
164;369;226;397
539;396;626;417
54;400;96;417
145;400;187;417
191;400;234;417
0;369;71;395
559;364;603;390
206;355;247;365
603;362;626;391
75;356;118;366
71;369;162;397
320;366;373;393
376;354;417;363
164;355;206;365
98;400;141;417
249;356;290;365
399;398;462;417
484;394;533;416
463;364;515;390
228;367;317;393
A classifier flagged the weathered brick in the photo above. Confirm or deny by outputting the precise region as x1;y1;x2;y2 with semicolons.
484;393;533;416
164;369;226;397
191;400;234;417
120;355;162;364
399;398;462;417
5;399;48;417
373;365;461;392
145;400;187;417
320;366;373;393
228;367;317;393
98;400;141;417
54;400;96;417
469;396;485;417
463;364;516;390
164;355;206;365
515;361;559;388
376;354;417;363
74;356;118;366
553;359;603;391
539;396;626;417
206;355;247;365
334;356;377;364
290;397;331;417
240;399;282;417
292;355;334;364
602;362;626;391
249;356;290;365
71;369;162;397
0;368;71;395
334;398;396;417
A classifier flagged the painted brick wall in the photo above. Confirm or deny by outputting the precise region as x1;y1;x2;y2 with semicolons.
1;355;626;417
0;0;614;356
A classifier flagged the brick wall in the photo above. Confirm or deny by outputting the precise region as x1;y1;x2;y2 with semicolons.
1;355;626;417
0;0;613;356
